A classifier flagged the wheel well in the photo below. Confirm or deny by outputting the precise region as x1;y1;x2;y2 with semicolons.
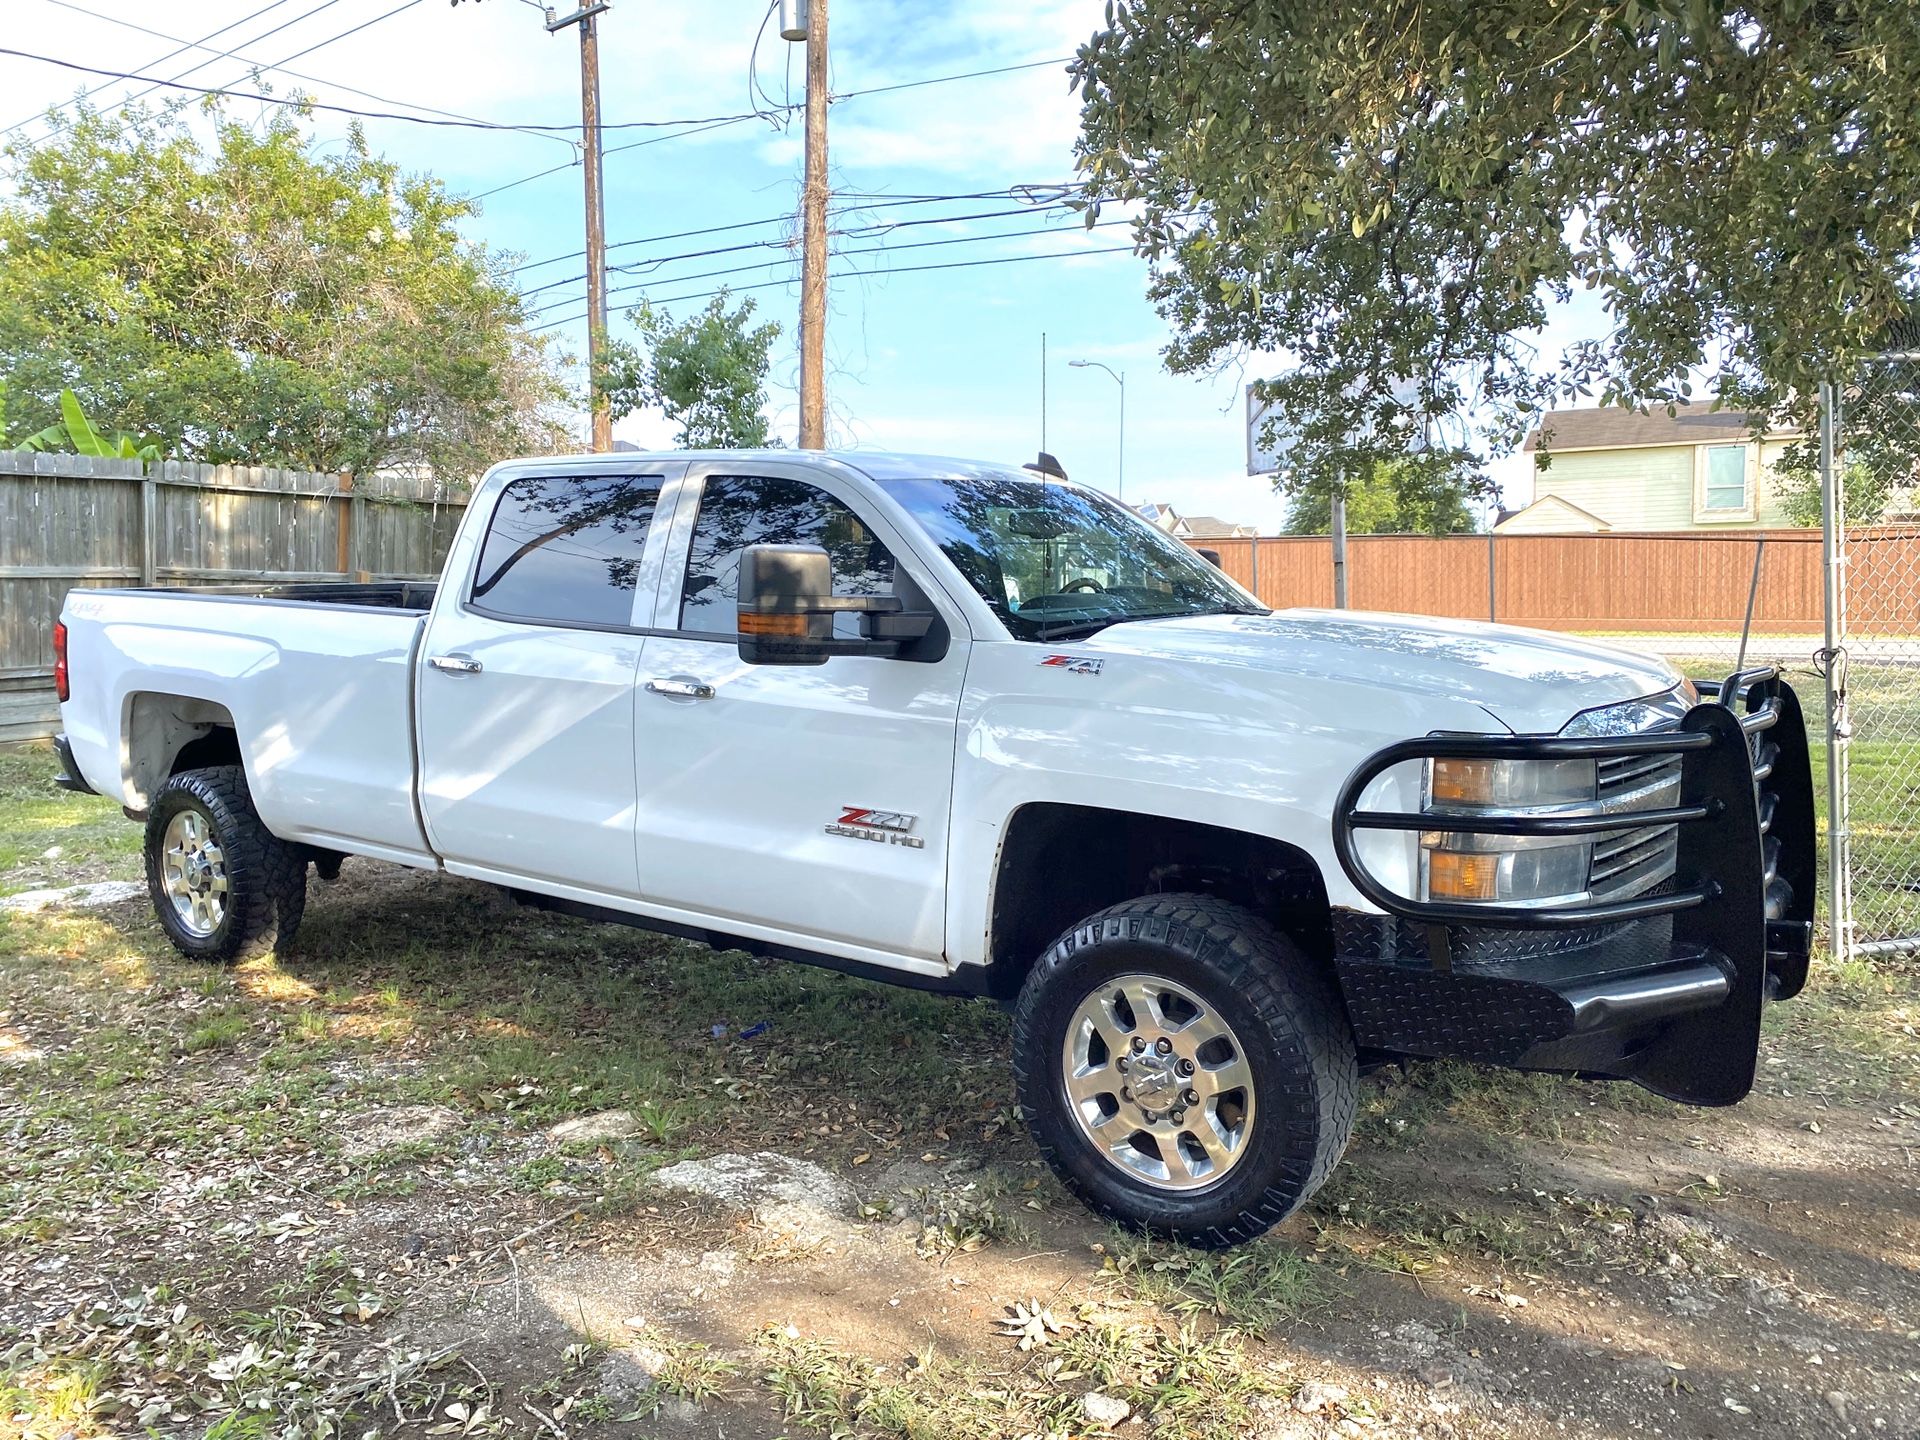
985;803;1332;1000
124;694;242;811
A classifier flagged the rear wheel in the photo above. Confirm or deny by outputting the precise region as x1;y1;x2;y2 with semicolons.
144;766;307;962
1011;893;1356;1247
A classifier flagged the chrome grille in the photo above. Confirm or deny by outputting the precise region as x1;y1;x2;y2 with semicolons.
1589;751;1682;901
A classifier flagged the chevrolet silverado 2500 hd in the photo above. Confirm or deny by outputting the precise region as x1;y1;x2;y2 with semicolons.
52;451;1816;1246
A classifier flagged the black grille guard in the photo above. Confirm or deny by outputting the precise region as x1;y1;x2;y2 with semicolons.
1330;668;1817;1106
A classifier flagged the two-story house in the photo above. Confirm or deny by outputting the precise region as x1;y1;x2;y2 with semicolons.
1498;404;1798;534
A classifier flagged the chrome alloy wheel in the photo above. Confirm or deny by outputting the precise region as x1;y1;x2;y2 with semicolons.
160;809;228;938
1060;973;1257;1191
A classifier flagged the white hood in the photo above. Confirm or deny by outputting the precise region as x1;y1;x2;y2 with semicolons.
1081;608;1685;734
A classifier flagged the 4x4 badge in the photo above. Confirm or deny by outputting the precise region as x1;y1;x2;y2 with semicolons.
826;807;925;848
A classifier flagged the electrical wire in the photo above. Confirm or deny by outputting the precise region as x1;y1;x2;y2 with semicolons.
0;0;308;139
507;184;1076;275
29;0;574;149
465;54;1074;206
531;243;1138;332
517;200;1087;301
0;41;806;135
527;216;1122;320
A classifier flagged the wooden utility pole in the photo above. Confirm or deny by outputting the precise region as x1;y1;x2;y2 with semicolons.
550;3;613;453
797;0;830;448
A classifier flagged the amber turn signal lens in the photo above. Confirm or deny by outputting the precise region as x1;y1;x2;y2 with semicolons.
738;611;808;636
1429;758;1496;806
1426;849;1500;900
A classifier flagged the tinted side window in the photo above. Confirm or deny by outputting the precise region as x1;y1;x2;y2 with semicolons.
470;474;661;627
678;475;895;635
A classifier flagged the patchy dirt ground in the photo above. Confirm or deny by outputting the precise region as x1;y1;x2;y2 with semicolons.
2;748;1917;1439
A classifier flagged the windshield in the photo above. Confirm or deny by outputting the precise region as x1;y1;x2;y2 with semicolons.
881;473;1265;641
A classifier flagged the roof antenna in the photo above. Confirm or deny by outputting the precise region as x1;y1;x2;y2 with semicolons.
1023;451;1068;481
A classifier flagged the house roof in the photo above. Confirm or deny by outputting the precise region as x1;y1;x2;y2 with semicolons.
1492;494;1612;534
1523;403;1769;453
1181;514;1254;539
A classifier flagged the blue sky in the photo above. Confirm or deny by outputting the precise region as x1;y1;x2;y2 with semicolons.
1;0;1604;528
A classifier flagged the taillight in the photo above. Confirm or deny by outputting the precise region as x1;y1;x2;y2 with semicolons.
53;619;69;703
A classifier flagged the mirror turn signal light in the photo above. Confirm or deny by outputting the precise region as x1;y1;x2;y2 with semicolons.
738;612;809;636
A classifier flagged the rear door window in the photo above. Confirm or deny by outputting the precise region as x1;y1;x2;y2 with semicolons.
470;474;662;627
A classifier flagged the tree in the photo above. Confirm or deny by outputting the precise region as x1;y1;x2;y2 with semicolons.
599;293;782;448
0;103;568;481
1072;2;1920;497
1283;455;1482;535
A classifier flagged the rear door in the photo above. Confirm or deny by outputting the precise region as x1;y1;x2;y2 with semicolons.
630;464;969;963
416;464;681;896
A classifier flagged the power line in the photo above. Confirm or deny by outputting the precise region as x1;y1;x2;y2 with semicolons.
833;55;1069;101
29;0;575;149
508;183;1075;275
531;243;1138;332
0;41;800;135
467;54;1075;212
518;200;1083;302
16;0;361;147
0;0;305;140
528;216;1126;320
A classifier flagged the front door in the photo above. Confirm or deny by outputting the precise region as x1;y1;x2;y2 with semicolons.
417;466;676;897
631;467;968;963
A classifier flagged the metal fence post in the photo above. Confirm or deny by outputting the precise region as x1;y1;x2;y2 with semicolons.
138;469;157;588
1331;490;1349;608
1250;534;1261;604
1818;378;1854;960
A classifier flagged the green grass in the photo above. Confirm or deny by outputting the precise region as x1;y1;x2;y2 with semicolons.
1099;1232;1321;1330
0;745;141;896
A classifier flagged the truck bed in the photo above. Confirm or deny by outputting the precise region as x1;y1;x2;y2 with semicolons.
59;585;435;865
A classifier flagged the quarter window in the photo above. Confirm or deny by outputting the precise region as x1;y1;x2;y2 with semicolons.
470;474;661;627
678;475;895;635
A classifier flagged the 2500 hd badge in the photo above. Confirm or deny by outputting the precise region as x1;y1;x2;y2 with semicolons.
825;806;925;848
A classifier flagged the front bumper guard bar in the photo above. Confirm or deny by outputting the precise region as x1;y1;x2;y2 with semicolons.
1330;671;1816;1106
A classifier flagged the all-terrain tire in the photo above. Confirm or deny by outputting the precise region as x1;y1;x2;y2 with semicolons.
1011;892;1357;1247
144;765;308;963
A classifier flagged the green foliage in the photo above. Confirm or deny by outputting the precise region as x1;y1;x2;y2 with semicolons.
15;387;162;463
1284;454;1482;535
1072;2;1920;497
1774;457;1894;528
600;291;781;448
0;103;568;480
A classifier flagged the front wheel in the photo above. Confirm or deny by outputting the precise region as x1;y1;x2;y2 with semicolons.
144;765;307;963
1011;893;1356;1247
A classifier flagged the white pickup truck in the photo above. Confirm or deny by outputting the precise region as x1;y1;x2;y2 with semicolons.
52;450;1816;1245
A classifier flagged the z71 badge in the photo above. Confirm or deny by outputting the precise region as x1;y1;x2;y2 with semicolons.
826;807;925;847
1039;653;1104;675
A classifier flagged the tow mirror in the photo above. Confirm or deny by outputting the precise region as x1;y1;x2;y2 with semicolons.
736;544;936;666
737;545;836;665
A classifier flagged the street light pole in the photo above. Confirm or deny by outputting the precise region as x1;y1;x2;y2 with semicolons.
1068;359;1126;503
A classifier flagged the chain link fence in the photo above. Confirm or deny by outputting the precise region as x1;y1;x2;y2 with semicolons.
1826;357;1920;959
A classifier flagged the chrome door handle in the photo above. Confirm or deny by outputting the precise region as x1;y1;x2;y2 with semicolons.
645;678;714;700
428;654;483;675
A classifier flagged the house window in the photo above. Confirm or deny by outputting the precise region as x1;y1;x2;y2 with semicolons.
1698;444;1753;518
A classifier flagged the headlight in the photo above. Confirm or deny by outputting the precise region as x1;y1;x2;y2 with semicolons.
1421;757;1597;905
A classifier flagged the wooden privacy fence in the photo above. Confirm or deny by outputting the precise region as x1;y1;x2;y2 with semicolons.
0;450;468;741
1194;528;1857;633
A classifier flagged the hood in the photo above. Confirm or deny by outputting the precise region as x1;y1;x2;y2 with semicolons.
1080;608;1684;734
